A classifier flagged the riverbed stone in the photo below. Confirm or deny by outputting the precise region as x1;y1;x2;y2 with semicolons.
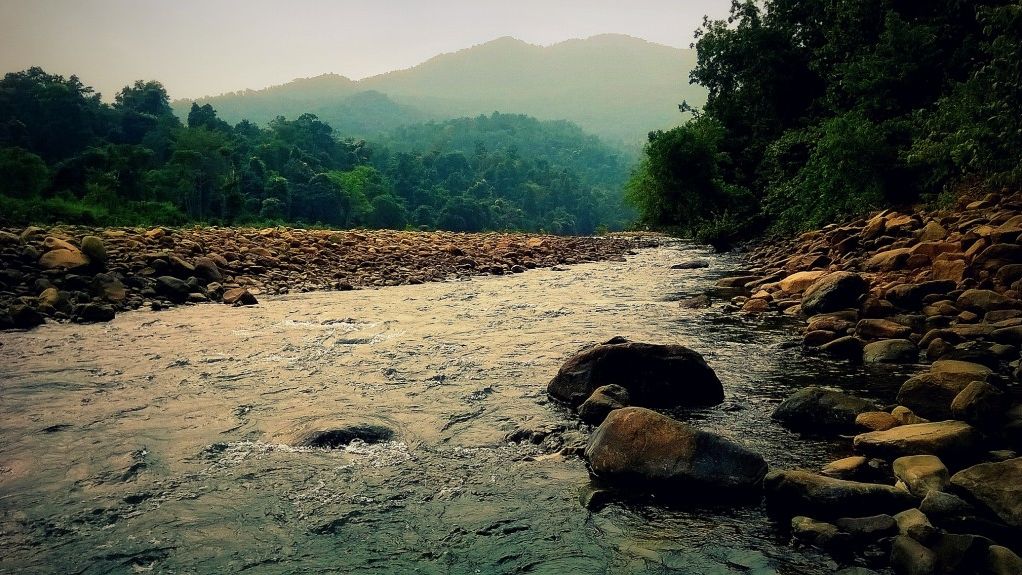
222;287;258;306
790;516;850;550
863;339;918;364
821;456;870;480
772;387;876;434
73;303;115;323
897;371;987;421
296;423;395;448
80;235;106;265
892;455;949;498
801;272;869;316
778;271;828;293
833;514;898;542
584;407;767;492
819;335;867;358
763;469;918;518
853;421;982;461
155;276;192;303
949;457;1022;529
856;318;913;340
985;545;1022;575
890;535;937;575
950;381;1006;426
39;247;89;270
894;508;938;544
548;341;723;409
577;384;630;425
856;411;900;432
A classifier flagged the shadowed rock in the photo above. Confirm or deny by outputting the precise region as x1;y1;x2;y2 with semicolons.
548;340;723;408
764;469;918;518
296;424;395;448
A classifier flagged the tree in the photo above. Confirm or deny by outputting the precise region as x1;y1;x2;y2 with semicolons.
0;147;49;197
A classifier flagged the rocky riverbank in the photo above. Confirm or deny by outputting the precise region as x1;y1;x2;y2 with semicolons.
0;226;648;330
734;193;1022;573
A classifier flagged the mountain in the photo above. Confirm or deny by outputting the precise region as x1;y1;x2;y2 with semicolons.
173;34;704;144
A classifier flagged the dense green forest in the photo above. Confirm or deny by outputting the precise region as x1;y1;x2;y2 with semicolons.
0;68;633;234
627;0;1022;246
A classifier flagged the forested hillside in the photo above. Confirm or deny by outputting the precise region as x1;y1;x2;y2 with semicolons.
0;68;632;234
174;34;704;144
626;0;1022;246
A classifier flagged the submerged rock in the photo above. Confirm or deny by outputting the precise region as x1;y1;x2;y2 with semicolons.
584;407;767;492
547;340;723;408
295;424;395;448
764;469;918;518
771;386;875;433
577;384;630;425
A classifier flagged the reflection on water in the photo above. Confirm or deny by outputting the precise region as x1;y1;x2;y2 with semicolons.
0;240;913;574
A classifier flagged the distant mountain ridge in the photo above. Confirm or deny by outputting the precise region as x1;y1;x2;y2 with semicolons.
172;34;704;144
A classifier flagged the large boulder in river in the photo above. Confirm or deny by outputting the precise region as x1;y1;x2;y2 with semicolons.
950;457;1022;529
853;421;982;461
772;387;875;433
584;407;767;492
763;469;918;518
801;272;869;316
897;368;989;421
548;340;723;408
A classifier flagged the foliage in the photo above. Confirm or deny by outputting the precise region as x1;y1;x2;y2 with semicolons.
0;70;629;233
628;0;1021;240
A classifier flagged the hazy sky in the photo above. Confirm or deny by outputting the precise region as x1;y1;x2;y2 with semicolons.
0;0;731;101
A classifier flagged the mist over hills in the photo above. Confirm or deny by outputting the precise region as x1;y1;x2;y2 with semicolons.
173;34;704;144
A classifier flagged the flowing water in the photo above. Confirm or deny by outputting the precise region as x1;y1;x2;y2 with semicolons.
0;239;919;574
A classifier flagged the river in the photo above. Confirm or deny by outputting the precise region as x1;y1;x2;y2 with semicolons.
0;239;917;574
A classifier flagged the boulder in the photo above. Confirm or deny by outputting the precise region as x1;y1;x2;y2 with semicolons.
584;407;767;492
295;423;394;448
80;235;106;265
155;276;191;303
894;508;938;544
856;318;913;340
985;546;1022;575
833;514;898;542
547;341;723;408
949;457;1022;528
891;535;937;575
957;289;1018;313
790;516;850;550
821;456;870;480
820;336;867;359
92;273;126;302
973;243;1022;273
763;469;918;518
863;339;918;364
9;304;44;329
854;421;982;461
866;248;913;272
577;384;630;425
801;272;869;316
771;387;875;433
885;280;957;311
892;455;949;498
73;303;115;323
38;248;89;270
222;287;258;305
950;381;1006;426
891;406;929;425
670;260;710;270
897;371;988;421
778;270;828;293
856;411;899;432
193;256;224;283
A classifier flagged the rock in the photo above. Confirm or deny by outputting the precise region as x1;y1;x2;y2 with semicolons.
670;260;710;270
193;257;224;283
583;407;767;492
866;248;913;272
155;276;191;303
92;273;126;302
919;490;981;528
890;535;937;575
833;514;898;542
932;532;993;575
771;386;875;433
296;424;394;448
891;406;929;425
933;259;967;283
37;287;68;311
820;336;867;358
863;339;918;364
856;411;899;432
73;303;115;323
778;270;828;293
854;421;982;461
790;516;850;550
856;318;913;340
801;272;869;316
821;456;870;480
985;545;1022;575
897;371;988;421
973;243;1022;273
919;221;948;242
38;248;89;270
894;508;938;544
931;359;993;380
992;325;1022;345
222;287;258;306
80;235;106;265
886;281;957;310
950;381;1005;426
9;304;44;329
957;289;1017;313
577;384;630;425
892;455;950;497
949;457;1022;528
765;470;917;518
547;341;723;409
